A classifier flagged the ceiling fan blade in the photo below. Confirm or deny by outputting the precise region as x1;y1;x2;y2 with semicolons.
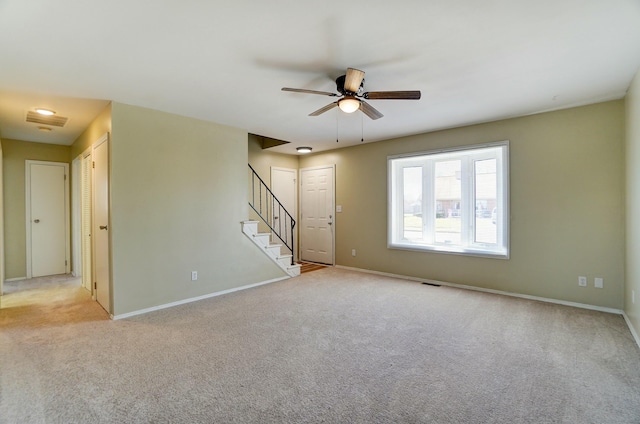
282;87;339;97
360;100;384;120
344;68;365;93
309;102;339;116
363;90;421;100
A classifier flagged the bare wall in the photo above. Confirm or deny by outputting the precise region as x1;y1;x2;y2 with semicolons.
71;103;112;159
300;100;625;309
109;103;285;316
1;139;70;279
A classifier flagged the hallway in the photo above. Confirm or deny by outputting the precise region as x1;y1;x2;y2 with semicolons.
0;274;109;328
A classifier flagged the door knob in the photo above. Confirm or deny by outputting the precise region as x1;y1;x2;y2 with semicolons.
34;219;40;223
99;225;108;230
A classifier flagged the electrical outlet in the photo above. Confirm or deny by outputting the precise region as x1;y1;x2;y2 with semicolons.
191;271;198;281
594;277;603;289
578;276;587;287
352;249;356;257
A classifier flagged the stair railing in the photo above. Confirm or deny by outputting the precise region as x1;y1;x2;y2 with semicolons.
248;164;295;265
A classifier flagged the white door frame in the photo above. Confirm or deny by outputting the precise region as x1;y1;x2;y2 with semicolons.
25;160;70;279
71;155;82;278
72;146;94;293
92;133;111;313
299;164;336;265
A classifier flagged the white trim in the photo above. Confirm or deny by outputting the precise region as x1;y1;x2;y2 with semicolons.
25;160;70;279
93;132;109;149
71;145;93;281
71;156;81;277
387;140;512;160
622;312;640;350
387;141;510;259
335;265;624;315
112;276;290;320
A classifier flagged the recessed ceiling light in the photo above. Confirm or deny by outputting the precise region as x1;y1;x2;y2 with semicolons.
297;147;312;153
35;108;56;116
38;126;52;132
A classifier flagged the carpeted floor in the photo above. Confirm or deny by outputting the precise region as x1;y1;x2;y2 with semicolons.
1;268;639;423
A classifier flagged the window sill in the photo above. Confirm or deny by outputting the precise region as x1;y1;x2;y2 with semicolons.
389;241;509;260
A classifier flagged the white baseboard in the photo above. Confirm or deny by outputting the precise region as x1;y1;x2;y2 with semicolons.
112;276;290;320
335;265;624;315
622;312;640;350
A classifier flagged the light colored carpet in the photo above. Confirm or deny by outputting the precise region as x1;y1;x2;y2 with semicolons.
1;268;639;423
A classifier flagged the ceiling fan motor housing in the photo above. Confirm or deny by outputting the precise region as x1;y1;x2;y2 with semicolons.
336;75;364;96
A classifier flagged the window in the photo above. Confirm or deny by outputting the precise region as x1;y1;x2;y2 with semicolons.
388;141;509;258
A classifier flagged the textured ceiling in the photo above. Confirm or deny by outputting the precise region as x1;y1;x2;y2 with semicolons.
1;0;639;154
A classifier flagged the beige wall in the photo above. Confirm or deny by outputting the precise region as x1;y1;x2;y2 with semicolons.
248;134;299;180
109;103;285;316
300;100;625;309
71;103;112;159
625;69;640;335
1;139;71;279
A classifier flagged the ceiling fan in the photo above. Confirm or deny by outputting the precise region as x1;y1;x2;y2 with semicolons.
281;68;421;120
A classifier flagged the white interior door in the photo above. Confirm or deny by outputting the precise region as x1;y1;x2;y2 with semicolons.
300;165;335;265
93;137;110;313
26;161;69;278
271;167;297;259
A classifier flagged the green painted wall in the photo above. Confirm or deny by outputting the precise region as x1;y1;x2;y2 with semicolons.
71;103;112;159
108;103;285;316
300;100;625;310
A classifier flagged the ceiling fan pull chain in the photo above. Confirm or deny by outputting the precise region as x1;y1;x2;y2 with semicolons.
336;110;339;143
361;113;364;142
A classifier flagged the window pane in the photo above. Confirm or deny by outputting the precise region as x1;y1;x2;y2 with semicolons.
403;167;422;240
434;160;461;245
388;141;508;258
475;159;497;244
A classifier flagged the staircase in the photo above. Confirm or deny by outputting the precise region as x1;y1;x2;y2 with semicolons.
244;164;300;277
242;220;300;277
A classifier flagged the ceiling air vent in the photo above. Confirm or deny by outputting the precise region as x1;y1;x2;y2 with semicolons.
26;111;69;127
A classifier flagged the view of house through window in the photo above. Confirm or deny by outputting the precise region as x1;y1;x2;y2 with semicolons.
389;142;509;258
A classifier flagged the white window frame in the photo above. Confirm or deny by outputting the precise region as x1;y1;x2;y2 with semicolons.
388;141;509;259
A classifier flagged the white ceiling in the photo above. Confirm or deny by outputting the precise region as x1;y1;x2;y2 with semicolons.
1;0;639;154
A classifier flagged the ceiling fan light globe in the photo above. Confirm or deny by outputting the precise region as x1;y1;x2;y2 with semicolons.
338;97;360;113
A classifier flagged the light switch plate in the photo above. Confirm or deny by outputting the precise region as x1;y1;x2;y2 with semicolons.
594;277;603;289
